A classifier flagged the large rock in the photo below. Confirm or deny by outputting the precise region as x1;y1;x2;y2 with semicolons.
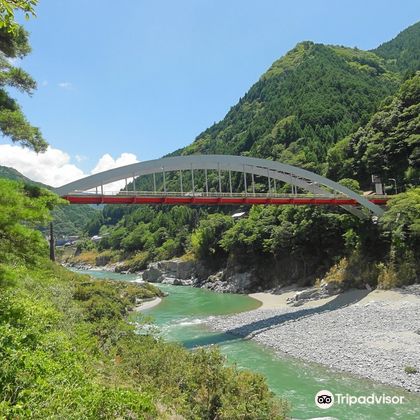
225;271;254;293
142;258;197;284
201;270;256;293
319;280;342;296
155;258;196;279
142;263;163;282
286;282;343;306
161;276;194;286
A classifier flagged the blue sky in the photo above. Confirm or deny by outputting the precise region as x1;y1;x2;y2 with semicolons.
1;0;419;185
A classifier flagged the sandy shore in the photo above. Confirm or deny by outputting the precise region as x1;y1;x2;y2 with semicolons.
134;297;162;311
250;287;420;310
207;286;420;392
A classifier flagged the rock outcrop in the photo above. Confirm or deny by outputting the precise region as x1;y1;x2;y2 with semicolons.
142;258;198;284
286;280;343;306
199;270;257;293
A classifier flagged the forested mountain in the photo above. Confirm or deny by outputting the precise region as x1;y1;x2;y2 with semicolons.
327;72;420;189
178;42;400;175
373;21;420;73
73;22;420;289
0;165;98;237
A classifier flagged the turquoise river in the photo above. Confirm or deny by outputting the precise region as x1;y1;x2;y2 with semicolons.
82;269;420;420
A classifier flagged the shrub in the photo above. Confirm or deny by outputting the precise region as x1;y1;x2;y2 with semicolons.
404;366;418;374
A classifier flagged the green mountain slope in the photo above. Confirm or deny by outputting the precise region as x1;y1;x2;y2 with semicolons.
373;21;420;73
180;42;400;174
0;165;38;184
0;165;98;237
327;72;420;188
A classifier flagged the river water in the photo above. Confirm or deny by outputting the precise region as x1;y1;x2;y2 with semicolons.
82;269;420;419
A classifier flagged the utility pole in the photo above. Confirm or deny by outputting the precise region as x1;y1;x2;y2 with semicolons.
49;222;55;262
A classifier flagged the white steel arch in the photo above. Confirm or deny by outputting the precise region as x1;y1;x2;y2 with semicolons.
53;155;384;216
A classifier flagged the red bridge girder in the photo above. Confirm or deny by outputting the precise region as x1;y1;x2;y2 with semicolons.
63;195;389;206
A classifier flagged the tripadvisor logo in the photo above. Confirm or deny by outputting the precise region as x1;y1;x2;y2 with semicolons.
315;389;405;409
315;390;334;409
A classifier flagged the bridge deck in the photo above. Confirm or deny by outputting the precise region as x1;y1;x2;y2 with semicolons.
63;192;389;206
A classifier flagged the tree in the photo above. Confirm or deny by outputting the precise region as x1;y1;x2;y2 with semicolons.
191;213;234;262
0;0;37;33
0;179;63;268
0;1;47;152
381;188;420;254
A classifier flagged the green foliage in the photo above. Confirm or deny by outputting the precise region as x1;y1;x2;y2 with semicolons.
96;205;201;267
180;42;398;174
0;0;37;33
52;203;99;238
0;179;63;266
0;181;288;418
378;188;420;287
0;164;99;238
373;21;420;73
331;72;420;188
381;188;420;254
338;178;362;193
191;213;234;262
0;23;47;152
404;366;418;375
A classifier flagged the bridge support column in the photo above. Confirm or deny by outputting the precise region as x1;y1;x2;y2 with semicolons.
205;169;208;195
267;168;271;195
162;167;166;193
243;165;247;196
289;174;295;195
251;170;255;196
191;164;195;196
179;170;183;193
153;173;157;193
218;163;222;195
229;170;232;195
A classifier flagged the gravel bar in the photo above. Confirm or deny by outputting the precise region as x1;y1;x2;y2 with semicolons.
206;289;420;392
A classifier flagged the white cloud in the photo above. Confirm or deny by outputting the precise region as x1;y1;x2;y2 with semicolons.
91;152;139;192
75;154;87;163
91;152;138;174
0;144;84;187
58;81;72;89
0;144;139;192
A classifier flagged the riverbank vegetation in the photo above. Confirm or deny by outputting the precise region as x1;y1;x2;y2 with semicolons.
0;178;289;418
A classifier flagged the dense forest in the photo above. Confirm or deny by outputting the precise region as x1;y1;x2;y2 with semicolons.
74;22;420;290
0;165;99;237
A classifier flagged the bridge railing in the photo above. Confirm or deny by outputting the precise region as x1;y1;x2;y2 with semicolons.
68;190;389;200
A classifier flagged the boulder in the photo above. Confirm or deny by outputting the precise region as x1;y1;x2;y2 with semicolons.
142;258;198;284
295;288;319;300
320;280;342;296
225;271;254;293
200;270;255;293
142;263;164;282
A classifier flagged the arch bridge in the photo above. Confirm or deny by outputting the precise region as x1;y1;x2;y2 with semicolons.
53;155;388;218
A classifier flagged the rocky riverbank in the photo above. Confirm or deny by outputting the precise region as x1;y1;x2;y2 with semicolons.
206;286;420;393
142;258;269;293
